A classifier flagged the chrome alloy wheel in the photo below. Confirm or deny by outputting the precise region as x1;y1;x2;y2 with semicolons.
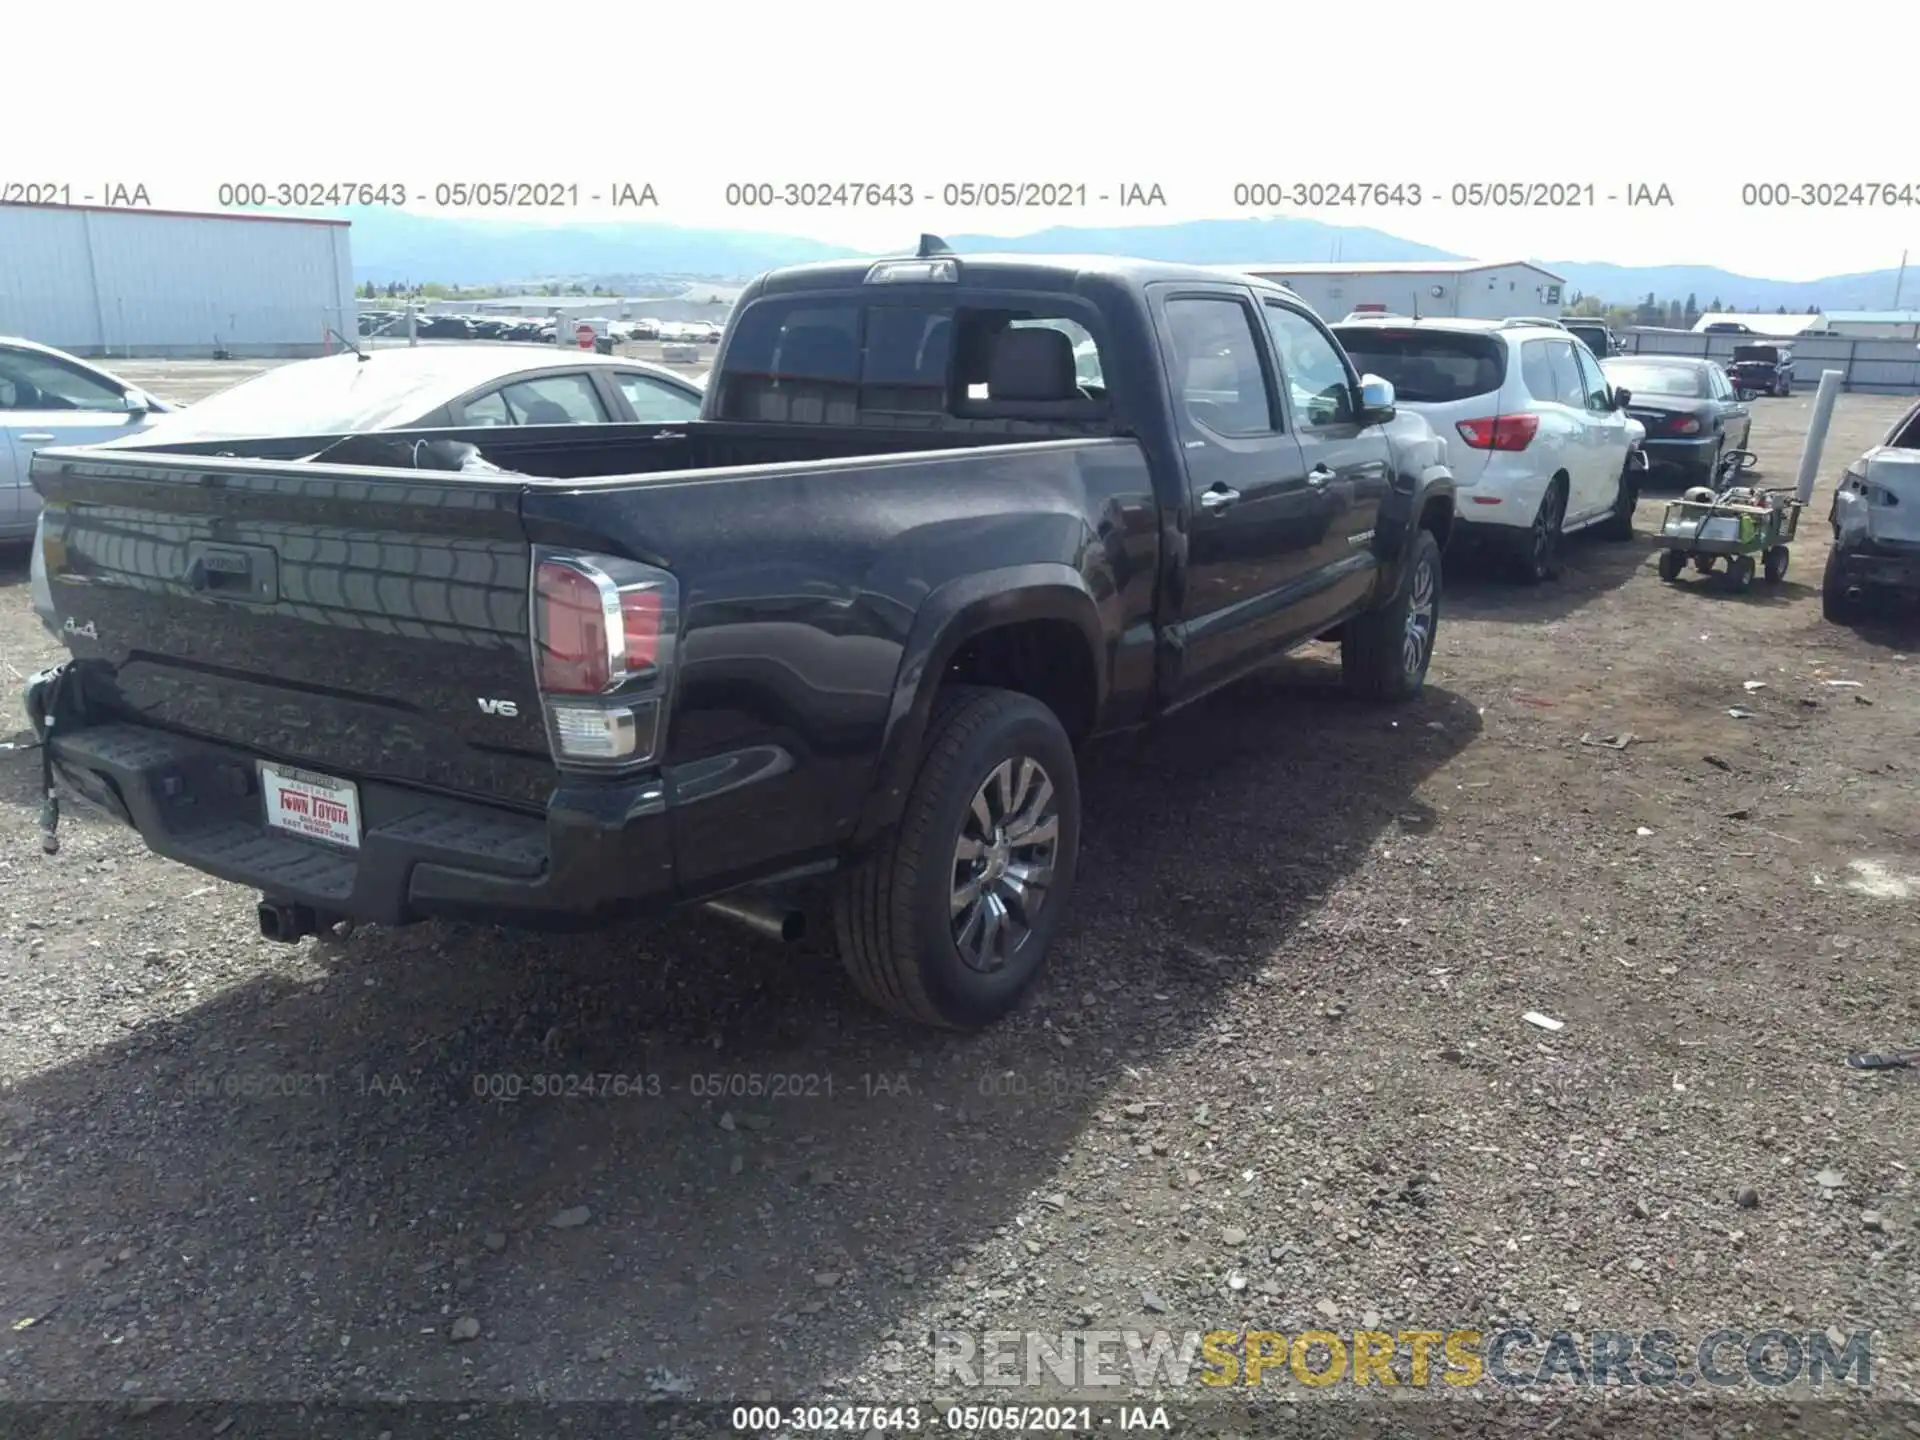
1403;557;1436;677
950;757;1059;974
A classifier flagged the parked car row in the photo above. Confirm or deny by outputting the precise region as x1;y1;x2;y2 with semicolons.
359;312;557;344
355;311;729;348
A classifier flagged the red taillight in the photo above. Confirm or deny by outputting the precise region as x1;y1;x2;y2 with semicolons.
619;589;663;671
1667;415;1703;435
536;560;616;694
531;550;679;769
1454;414;1539;451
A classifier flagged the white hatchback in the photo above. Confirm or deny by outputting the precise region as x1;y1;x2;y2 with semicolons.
1330;318;1642;582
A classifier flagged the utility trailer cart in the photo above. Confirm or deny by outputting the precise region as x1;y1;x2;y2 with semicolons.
1656;451;1803;592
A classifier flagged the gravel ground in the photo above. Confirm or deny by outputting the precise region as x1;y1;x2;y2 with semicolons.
0;381;1916;1432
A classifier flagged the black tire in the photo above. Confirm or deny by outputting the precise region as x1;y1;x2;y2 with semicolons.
1763;545;1789;583
1658;549;1686;582
831;686;1080;1030
1599;462;1639;541
1728;554;1756;592
1342;528;1442;703
1693;554;1717;574
1822;547;1865;623
1512;479;1567;584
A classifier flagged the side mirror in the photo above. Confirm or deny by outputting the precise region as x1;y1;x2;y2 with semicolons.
122;390;151;417
1612;388;1631;409
1357;374;1396;422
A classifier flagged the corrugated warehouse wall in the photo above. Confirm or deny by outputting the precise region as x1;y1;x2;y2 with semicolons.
0;205;356;358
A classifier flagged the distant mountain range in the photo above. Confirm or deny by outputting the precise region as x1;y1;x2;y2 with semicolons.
338;208;1912;312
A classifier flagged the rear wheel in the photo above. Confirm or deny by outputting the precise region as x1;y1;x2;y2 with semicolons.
1822;547;1865;623
1763;545;1789;583
1342;529;1442;703
1513;480;1566;584
832;687;1080;1030
1693;554;1717;574
1658;549;1687;582
1728;554;1756;592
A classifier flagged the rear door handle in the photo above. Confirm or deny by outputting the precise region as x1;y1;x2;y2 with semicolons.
1306;466;1335;487
1199;485;1241;511
19;433;55;442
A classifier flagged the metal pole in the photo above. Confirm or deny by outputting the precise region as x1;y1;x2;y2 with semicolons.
1893;250;1908;310
1795;369;1845;505
407;300;418;348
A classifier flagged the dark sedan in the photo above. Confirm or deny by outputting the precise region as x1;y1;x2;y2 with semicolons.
1601;356;1751;484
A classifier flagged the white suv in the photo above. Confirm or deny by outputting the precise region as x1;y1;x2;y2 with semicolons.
1329;318;1642;582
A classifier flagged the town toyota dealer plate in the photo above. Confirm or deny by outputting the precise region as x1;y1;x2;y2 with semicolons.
259;762;363;850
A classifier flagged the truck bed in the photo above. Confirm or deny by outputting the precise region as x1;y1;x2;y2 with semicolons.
119;417;1102;481
31;423;1159;923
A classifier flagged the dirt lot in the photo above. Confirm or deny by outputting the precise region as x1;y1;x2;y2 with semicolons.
0;381;1915;1426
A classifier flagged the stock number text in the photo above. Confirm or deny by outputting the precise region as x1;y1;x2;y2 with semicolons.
731;1406;923;1432
471;1072;662;1100
1234;181;1423;208
724;182;916;208
218;182;407;208
1742;182;1920;208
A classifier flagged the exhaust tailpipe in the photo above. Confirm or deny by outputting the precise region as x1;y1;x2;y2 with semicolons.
701;894;807;944
258;899;319;944
1844;586;1864;604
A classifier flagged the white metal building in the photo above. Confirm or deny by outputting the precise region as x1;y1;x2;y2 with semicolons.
0;204;355;358
1216;260;1567;321
1691;312;1829;338
1824;310;1920;340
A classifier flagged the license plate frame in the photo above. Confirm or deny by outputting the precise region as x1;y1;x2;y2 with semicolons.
259;761;363;851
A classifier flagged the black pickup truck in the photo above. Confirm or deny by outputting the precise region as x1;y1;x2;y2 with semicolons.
24;246;1456;1030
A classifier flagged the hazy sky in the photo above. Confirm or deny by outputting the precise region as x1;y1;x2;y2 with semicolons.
16;0;1918;281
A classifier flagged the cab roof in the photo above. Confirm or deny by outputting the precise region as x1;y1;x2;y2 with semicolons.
748;251;1305;299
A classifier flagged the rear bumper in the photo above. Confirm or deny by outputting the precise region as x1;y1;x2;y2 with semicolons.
28;691;680;930
1640;434;1720;469
1448;454;1552;533
1832;538;1920;591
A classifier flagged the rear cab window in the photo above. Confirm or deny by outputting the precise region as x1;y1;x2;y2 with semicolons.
712;293;1111;429
1330;327;1506;404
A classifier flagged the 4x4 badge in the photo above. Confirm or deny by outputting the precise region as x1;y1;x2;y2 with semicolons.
62;617;97;640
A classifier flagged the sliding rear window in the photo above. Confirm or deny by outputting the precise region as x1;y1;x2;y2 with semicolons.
714;295;1109;427
1330;328;1507;404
